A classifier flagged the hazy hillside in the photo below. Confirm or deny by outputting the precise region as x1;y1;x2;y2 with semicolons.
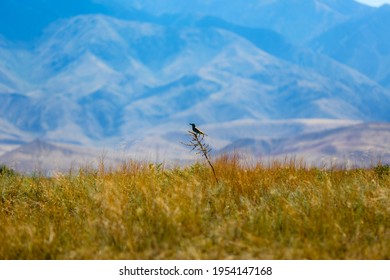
310;5;390;88
0;0;108;41
95;0;371;43
220;122;390;166
0;0;389;172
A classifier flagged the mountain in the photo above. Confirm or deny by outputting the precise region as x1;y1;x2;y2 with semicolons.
219;122;390;167
0;0;110;41
310;4;390;88
0;40;19;92
1;14;389;139
93;0;372;43
0;139;120;174
0;117;30;157
0;1;390;172
0;0;372;43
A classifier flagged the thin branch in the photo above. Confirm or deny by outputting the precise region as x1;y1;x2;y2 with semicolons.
183;131;219;184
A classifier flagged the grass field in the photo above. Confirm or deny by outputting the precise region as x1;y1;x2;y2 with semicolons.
0;156;389;259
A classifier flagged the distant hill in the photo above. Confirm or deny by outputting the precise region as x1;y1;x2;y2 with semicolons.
0;139;120;174
219;122;390;167
310;4;390;88
95;0;371;43
0;0;389;172
0;0;108;41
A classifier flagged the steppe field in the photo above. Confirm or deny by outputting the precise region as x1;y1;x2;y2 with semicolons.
0;156;389;259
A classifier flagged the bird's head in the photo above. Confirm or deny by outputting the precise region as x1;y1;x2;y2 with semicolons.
189;123;195;127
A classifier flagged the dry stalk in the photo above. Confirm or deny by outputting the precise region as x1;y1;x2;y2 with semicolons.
183;131;219;184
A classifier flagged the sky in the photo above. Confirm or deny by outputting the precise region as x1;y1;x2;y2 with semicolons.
356;0;390;6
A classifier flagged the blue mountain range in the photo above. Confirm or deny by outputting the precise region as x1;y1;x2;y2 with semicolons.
0;0;389;171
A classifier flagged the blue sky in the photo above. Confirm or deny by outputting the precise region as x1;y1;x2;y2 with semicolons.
356;0;390;6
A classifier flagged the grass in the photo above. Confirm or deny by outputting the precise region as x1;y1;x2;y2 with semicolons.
0;156;389;259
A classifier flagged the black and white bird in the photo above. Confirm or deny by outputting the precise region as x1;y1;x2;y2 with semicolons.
189;123;208;136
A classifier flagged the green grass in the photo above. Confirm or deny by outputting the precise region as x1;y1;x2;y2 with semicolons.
0;156;389;259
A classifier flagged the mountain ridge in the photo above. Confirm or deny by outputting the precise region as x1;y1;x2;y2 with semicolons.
0;1;389;172
310;4;390;88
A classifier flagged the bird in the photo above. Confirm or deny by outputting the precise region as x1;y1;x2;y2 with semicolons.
189;123;208;136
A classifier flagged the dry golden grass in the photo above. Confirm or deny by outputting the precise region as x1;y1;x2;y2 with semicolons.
0;156;389;259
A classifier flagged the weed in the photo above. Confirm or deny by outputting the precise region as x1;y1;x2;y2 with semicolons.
183;131;218;184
